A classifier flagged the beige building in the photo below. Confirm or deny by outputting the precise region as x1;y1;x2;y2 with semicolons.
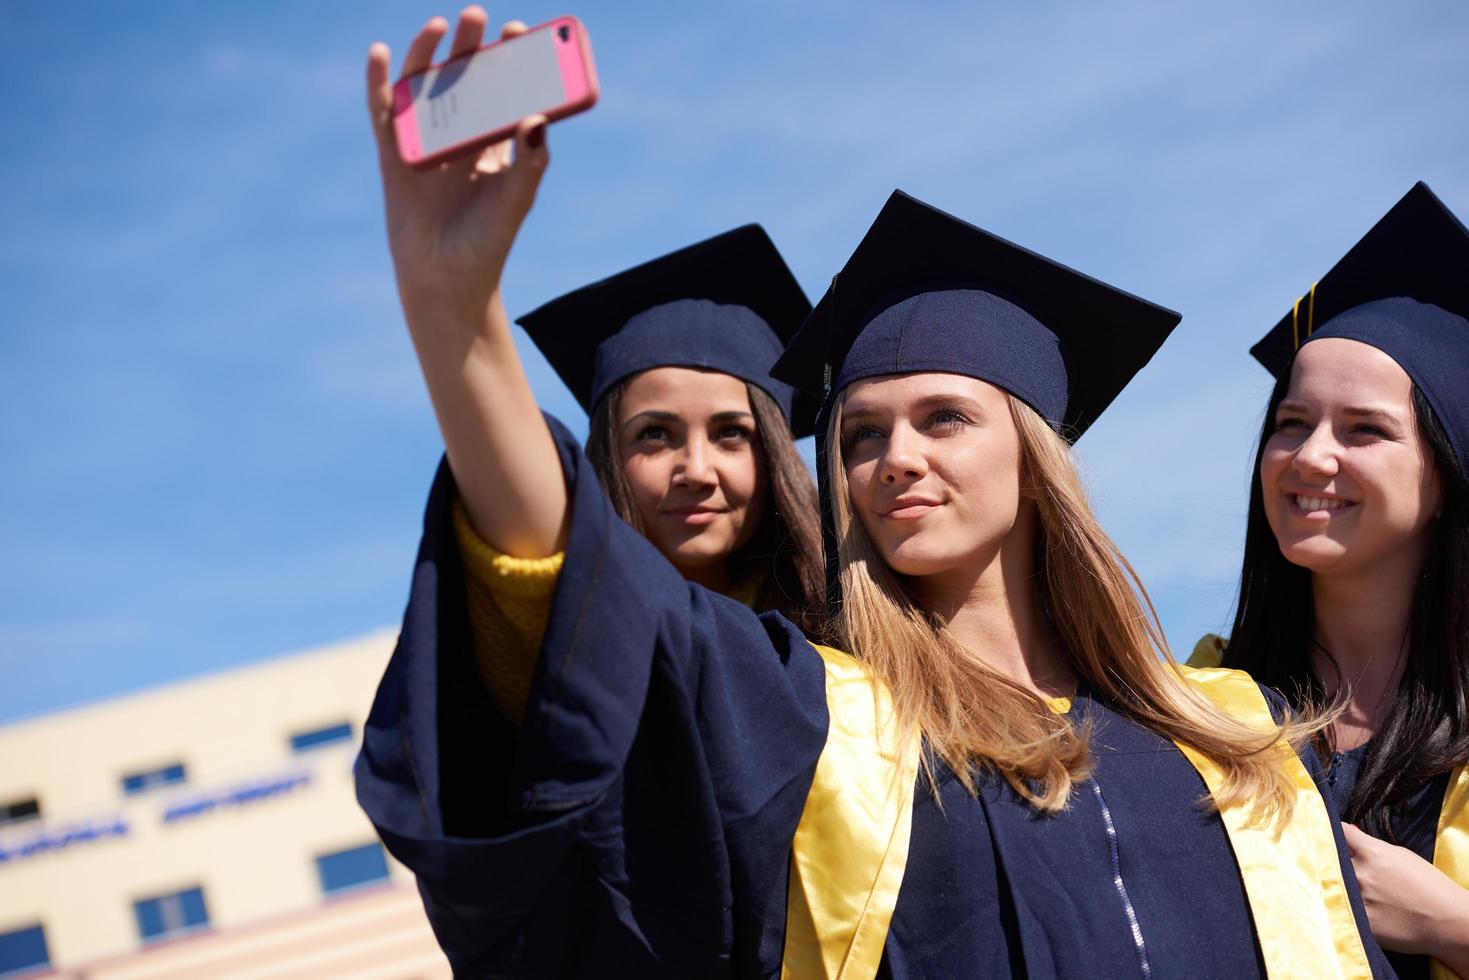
0;629;449;979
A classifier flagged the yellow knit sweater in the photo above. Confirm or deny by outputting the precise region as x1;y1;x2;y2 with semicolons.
454;499;772;722
452;501;564;724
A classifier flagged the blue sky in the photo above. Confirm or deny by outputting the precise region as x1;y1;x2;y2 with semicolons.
2;0;1467;722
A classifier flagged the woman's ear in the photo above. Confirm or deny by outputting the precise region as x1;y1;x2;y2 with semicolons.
1426;463;1444;521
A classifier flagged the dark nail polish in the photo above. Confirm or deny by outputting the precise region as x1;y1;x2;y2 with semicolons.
526;124;546;149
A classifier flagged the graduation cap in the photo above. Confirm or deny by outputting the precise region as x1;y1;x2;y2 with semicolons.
517;225;818;436
771;190;1182;442
1250;181;1469;473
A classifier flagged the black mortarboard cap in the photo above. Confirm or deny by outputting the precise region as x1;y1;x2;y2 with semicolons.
771;190;1182;442
1250;181;1469;473
517;225;818;436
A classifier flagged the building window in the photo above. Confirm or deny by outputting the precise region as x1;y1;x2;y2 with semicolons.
134;886;209;943
0;924;50;977
316;842;390;896
121;763;187;796
0;797;40;828
289;721;354;753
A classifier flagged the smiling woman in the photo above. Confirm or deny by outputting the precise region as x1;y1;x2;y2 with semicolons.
610;369;770;571
590;371;786;586
515;225;826;631
839;379;1026;581
1200;182;1469;979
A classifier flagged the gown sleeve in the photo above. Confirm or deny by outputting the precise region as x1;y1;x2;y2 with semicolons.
1187;633;1227;669
353;414;830;978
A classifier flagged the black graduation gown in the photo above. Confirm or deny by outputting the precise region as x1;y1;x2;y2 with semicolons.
355;416;1394;978
1325;745;1454;980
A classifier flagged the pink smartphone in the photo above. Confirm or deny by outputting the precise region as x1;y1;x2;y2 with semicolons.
392;15;599;168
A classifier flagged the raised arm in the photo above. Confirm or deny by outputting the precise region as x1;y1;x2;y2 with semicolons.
366;7;566;558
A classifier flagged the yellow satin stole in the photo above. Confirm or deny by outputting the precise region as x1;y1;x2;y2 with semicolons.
1191;634;1469;980
1431;762;1469;980
781;645;920;980
1181;666;1372;979
781;647;1371;979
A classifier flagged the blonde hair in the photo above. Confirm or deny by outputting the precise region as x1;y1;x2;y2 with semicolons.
826;390;1318;823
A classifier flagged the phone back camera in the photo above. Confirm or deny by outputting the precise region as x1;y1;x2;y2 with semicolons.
557;25;571;42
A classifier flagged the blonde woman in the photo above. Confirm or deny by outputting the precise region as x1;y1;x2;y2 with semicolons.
355;10;1390;976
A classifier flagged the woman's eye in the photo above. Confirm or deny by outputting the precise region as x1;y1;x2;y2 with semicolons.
717;425;754;443
1350;424;1388;439
1273;417;1306;432
928;410;969;431
636;425;669;442
842;426;880;450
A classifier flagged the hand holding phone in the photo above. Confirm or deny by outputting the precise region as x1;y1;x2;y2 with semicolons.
365;10;558;320
364;10;581;570
392;15;598;168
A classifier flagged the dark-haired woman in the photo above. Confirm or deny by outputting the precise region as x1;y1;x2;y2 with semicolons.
367;16;825;725
462;242;827;719
1193;182;1469;979
510;221;825;636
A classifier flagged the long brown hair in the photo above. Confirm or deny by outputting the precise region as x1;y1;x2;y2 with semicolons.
586;377;825;633
826;389;1316;821
1224;379;1469;841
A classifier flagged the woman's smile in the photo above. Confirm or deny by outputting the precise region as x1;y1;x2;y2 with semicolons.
1282;489;1358;520
880;494;943;521
661;503;728;526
